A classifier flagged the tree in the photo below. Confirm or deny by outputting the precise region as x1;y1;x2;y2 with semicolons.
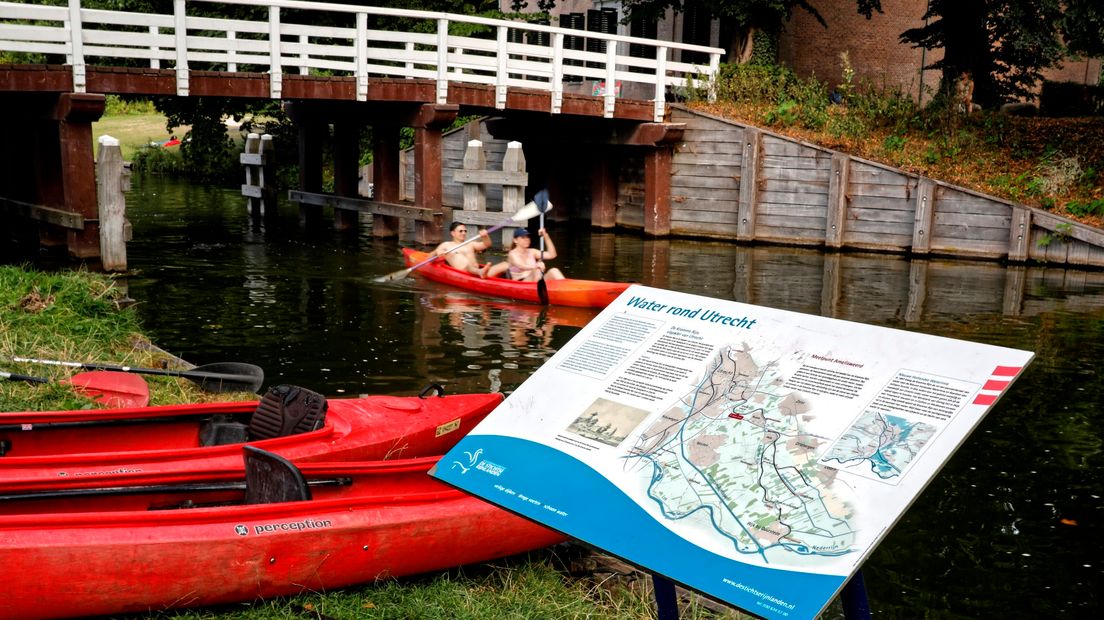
1059;0;1104;58
901;0;1102;109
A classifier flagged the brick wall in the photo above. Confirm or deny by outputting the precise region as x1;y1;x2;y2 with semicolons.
1043;57;1102;86
777;0;942;103
501;1;1099;102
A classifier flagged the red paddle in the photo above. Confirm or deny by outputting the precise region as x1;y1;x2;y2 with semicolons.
61;371;151;408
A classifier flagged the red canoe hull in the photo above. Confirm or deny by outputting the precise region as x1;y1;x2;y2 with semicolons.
403;248;629;308
0;456;565;618
0;392;502;486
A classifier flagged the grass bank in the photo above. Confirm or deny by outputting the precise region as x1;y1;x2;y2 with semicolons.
0;265;741;620
0;265;220;410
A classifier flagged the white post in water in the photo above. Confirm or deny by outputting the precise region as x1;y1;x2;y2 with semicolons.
500;141;526;246
96;135;129;272
461;139;487;213
241;133;276;219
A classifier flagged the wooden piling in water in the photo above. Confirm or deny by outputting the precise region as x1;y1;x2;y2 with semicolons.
450;139;529;247
95;135;129;272
241;133;276;222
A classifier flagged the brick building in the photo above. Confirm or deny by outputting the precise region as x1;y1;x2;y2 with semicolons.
506;0;1100;104
778;0;1100;104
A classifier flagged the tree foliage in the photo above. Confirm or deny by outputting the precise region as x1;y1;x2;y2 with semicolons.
1059;0;1104;58
901;0;1104;109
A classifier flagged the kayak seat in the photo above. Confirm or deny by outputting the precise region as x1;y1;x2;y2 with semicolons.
198;415;249;447
243;446;311;504
249;384;328;441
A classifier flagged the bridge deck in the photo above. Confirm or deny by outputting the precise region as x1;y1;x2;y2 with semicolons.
0;64;658;122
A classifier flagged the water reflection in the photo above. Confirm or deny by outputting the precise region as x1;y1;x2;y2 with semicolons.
116;176;1102;618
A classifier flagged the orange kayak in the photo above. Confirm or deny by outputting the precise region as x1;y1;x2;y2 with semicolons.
403;248;629;308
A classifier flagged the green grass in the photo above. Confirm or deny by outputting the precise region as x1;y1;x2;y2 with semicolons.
92;112;182;161
0;265;237;409
133;548;742;620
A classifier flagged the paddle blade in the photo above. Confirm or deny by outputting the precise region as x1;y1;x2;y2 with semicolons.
512;199;554;222
62;371;150;408
373;267;413;283
537;278;550;305
534;189;550;213
187;362;265;393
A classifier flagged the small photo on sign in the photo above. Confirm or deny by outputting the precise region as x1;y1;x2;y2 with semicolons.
567;397;650;447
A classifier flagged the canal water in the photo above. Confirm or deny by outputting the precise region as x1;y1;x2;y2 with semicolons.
121;175;1101;618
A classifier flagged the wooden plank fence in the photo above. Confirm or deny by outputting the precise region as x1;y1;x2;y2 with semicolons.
667;105;1104;268
448;139;528;247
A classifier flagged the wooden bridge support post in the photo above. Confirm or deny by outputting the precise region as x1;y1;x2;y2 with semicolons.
591;151;617;228
332;120;361;231
371;122;401;237
96;136;129;272
410;104;458;244
50;93;105;258
294;109;326;229
643;146;672;236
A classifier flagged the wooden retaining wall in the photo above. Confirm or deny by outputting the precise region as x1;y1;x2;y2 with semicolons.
393;107;1104;269
668;105;1104;268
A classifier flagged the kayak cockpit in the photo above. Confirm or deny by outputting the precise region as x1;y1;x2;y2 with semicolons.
0;384;328;458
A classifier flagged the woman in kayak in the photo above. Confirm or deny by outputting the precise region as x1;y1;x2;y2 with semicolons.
483;228;564;281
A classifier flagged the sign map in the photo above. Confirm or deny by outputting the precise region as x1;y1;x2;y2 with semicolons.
432;285;1033;619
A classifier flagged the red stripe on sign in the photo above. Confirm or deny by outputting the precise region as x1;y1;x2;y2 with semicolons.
983;379;1010;391
992;366;1021;377
973;393;998;406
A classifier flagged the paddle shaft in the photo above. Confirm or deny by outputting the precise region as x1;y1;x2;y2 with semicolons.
11;358;262;393
0;413;203;432
400;219;511;276
536;208;550;305
0;477;351;503
0;371;48;384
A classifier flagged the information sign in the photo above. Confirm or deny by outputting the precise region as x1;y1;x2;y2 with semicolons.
431;286;1033;619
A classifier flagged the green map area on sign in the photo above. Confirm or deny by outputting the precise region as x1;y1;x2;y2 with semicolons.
628;344;857;566
822;411;937;481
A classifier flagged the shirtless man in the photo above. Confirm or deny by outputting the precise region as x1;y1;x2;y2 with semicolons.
433;221;491;275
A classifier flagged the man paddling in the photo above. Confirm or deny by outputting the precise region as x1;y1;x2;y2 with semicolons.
433;222;491;276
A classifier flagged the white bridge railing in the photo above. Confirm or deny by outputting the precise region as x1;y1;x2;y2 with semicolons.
0;0;723;122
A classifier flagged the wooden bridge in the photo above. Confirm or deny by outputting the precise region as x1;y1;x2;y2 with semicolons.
5;0;1100;271
0;0;722;263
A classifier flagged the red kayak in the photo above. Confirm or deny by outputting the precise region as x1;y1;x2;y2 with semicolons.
403;248;629;308
0;384;501;486
0;447;565;618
